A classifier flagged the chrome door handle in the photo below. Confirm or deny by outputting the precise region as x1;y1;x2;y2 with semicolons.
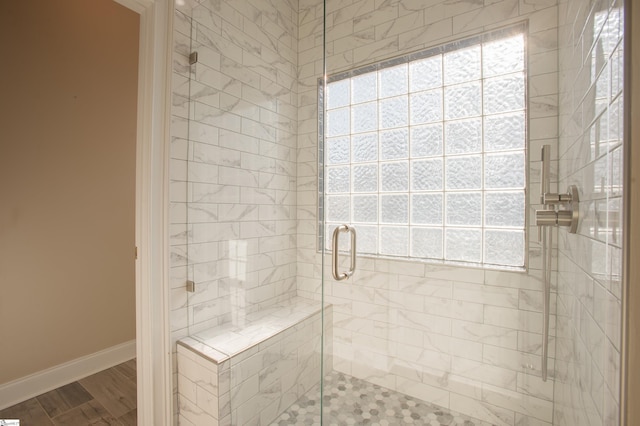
331;225;357;281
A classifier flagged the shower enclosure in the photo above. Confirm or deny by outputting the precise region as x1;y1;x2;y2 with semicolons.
169;0;626;424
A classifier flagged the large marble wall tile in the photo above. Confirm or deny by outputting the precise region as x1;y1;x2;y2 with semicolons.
555;0;624;424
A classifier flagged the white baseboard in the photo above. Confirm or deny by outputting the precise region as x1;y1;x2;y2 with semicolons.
0;339;136;410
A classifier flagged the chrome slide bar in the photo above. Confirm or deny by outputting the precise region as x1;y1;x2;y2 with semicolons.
535;145;580;381
540;145;552;382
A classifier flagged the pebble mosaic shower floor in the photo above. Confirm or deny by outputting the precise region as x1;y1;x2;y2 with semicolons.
270;371;492;426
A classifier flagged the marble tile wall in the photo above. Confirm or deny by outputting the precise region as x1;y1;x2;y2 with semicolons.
296;1;562;425
170;0;300;420
555;0;624;424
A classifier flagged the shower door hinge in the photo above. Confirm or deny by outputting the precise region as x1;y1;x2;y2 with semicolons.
135;246;138;260
189;51;198;65
186;280;195;293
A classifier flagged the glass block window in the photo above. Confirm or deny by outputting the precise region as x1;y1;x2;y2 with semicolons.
321;25;527;268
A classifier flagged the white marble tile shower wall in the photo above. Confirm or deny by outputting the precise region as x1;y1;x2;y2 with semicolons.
170;0;300;421
296;1;561;425
555;0;624;425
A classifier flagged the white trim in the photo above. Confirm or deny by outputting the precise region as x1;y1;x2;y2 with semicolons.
0;340;136;411
110;0;174;424
127;0;174;425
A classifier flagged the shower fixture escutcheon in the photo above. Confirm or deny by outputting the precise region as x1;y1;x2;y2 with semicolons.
535;184;580;233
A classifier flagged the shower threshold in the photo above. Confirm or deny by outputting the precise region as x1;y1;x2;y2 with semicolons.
270;371;493;426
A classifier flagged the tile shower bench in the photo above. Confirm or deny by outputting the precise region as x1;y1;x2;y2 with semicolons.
177;297;331;426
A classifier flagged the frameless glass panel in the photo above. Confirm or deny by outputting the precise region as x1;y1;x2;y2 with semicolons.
183;2;323;425
318;23;532;426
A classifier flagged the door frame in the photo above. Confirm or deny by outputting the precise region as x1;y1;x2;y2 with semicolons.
114;0;173;423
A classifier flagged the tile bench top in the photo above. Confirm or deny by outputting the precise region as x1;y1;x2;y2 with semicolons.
178;296;323;364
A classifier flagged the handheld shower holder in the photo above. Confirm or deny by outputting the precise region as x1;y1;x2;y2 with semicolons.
535;145;579;383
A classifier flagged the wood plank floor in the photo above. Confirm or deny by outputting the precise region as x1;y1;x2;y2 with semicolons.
0;359;136;425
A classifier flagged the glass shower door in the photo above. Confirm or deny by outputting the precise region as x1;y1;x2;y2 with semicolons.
318;1;560;425
319;49;421;423
319;70;450;424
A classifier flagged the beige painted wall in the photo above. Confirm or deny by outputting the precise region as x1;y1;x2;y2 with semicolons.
0;0;139;384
